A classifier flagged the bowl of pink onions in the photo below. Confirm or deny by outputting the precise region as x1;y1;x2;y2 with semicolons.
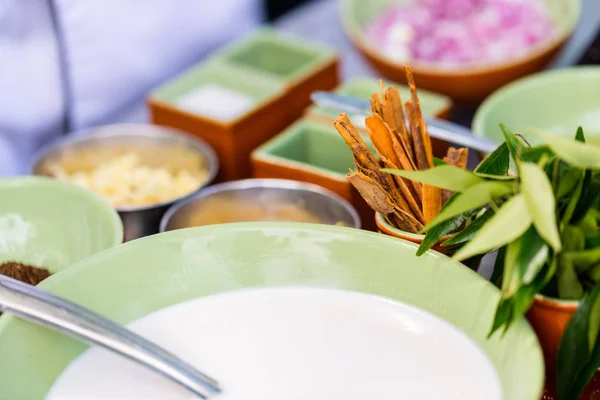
341;0;580;103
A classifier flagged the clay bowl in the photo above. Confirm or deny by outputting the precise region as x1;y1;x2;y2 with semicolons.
340;0;580;103
526;295;578;375
375;212;482;270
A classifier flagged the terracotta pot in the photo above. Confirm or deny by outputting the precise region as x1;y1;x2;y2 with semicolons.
543;371;600;400
527;295;578;375
340;0;580;103
376;212;447;251
375;213;482;269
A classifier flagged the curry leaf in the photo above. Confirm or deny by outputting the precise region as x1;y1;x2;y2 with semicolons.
473;173;516;181
590;265;600;282
492;258;556;337
417;220;460;256
490;246;506;287
423;181;512;230
589;292;600;351
557;255;585;300
556;167;583;200
507;227;549;285
500;124;523;162
571;174;600;224
562;226;586;252
578;211;598;236
520;162;561;251
488;297;513;338
504;239;525;295
575;126;586;143
561;174;585;226
557;281;600;400
520;145;555;164
417;195;470;256
441;208;494;247
382;165;483;192
474;142;510;176
514;261;555;322
585;234;600;249
452;194;533;261
530;130;600;169
563;248;600;275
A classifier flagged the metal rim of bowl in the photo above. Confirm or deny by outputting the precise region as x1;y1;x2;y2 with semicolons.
30;123;220;213
159;178;362;232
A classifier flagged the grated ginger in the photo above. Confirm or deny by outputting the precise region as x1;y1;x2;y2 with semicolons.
48;153;207;208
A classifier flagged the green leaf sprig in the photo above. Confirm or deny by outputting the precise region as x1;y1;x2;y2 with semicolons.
384;125;600;400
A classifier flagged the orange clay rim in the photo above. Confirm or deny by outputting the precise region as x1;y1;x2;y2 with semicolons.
341;1;580;77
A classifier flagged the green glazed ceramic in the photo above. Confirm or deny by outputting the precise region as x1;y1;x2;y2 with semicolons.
214;28;337;82
150;60;285;121
253;119;372;180
0;223;543;399
307;76;452;121
0;177;123;272
473;66;600;146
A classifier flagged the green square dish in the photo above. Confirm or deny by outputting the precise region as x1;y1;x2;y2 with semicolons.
252;119;378;229
306;77;453;127
214;28;337;83
252;119;373;182
150;60;285;123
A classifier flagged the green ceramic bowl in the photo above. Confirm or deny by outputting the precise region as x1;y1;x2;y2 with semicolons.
213;27;337;83
0;224;543;399
473;66;600;147
0;177;123;272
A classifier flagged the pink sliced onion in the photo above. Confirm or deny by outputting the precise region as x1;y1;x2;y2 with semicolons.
367;0;557;67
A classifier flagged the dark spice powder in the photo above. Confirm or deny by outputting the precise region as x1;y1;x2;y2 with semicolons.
0;262;52;286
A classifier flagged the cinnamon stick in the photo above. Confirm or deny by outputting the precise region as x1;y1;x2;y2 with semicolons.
333;66;466;233
405;66;434;168
442;147;469;203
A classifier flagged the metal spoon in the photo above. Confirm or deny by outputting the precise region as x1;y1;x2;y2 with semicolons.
310;91;499;154
0;274;221;399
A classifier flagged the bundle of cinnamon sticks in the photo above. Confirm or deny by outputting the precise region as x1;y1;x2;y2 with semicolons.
334;66;468;233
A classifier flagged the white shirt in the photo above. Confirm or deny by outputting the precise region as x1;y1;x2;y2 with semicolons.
0;0;262;175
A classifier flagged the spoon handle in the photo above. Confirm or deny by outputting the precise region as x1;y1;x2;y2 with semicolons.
310;91;499;154
0;275;220;399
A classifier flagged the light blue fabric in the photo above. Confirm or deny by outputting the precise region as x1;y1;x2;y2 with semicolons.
0;0;262;175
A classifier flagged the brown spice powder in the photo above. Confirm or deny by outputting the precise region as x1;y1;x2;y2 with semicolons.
0;262;51;286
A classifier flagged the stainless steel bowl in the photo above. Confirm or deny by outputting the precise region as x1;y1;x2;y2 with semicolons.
32;124;219;241
160;179;361;231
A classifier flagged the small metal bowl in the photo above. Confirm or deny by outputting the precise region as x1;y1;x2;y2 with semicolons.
160;179;361;232
32;124;219;241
